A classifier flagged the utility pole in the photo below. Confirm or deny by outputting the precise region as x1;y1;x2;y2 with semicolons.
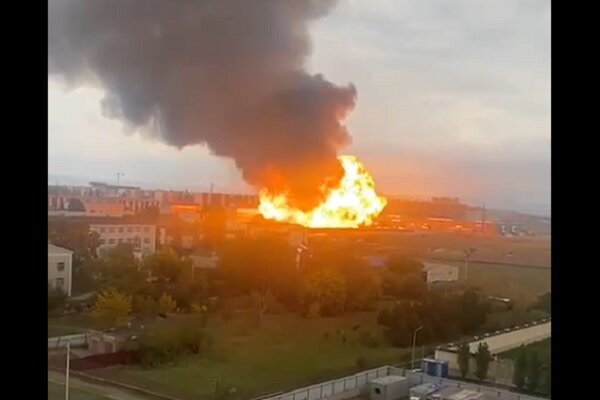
116;172;124;186
65;341;71;400
411;326;423;370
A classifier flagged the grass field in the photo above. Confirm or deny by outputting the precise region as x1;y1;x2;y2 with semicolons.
434;260;550;305
91;312;408;400
48;314;95;337
499;338;551;363
48;381;111;400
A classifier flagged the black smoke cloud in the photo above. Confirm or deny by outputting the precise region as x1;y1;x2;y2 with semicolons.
49;0;356;210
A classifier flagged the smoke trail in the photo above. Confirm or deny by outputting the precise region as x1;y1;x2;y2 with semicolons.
49;0;356;210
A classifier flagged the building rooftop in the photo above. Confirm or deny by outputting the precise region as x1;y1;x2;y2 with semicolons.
370;375;407;385
48;243;73;255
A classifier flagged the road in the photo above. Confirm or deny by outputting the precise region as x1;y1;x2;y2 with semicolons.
48;370;158;400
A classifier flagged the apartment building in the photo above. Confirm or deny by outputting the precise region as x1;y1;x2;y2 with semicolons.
89;223;157;257
48;243;73;296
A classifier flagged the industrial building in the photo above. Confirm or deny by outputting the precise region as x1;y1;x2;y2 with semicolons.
89;223;157;258
422;262;459;284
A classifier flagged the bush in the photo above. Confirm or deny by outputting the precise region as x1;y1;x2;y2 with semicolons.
48;285;67;311
138;322;212;367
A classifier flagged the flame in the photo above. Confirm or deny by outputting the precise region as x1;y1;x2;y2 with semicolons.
258;155;387;228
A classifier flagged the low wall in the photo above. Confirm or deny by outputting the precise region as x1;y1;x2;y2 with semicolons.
262;366;400;400
48;333;87;349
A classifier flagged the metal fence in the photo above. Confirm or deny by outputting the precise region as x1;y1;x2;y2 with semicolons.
264;366;393;400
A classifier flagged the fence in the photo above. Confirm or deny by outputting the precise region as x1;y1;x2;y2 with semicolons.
48;333;87;349
263;366;396;400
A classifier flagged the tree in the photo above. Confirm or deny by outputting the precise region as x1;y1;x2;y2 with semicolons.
527;350;541;392
530;292;551;314
377;300;421;347
302;268;347;317
133;295;158;317
513;346;528;389
398;274;428;301
460;289;489;334
474;342;492;381
91;288;132;328
158;292;177;314
143;247;189;283
457;343;471;378
48;284;67;311
340;259;381;311
541;360;551;395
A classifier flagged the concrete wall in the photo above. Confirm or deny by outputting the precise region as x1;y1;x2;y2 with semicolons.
467;322;551;354
263;366;396;400
48;333;87;349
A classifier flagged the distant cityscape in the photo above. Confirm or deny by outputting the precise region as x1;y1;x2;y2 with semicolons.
48;181;551;238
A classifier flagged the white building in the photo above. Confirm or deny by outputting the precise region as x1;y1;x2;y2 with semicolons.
423;262;459;284
48;243;73;296
89;224;157;258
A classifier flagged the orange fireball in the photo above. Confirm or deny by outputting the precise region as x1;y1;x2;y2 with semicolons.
258;155;387;228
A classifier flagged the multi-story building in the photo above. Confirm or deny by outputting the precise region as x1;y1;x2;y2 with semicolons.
90;224;157;257
48;243;73;296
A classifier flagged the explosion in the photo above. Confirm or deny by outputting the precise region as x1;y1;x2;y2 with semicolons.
259;155;387;228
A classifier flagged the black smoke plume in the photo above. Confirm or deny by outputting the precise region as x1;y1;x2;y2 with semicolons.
49;0;356;210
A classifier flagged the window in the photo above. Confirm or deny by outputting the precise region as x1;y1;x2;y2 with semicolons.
143;227;150;232
143;237;150;244
118;227;124;233
109;227;115;233
57;262;65;272
108;238;116;244
127;227;133;232
126;238;132;243
136;227;141;232
56;278;64;288
99;227;106;233
118;238;123;243
99;239;105;245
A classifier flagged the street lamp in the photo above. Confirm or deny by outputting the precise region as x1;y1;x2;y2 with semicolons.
65;341;71;400
463;248;477;281
411;326;423;370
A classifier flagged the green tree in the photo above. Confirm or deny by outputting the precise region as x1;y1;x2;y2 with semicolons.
143;247;189;283
340;259;381;311
133;295;158;317
530;292;551;314
48;284;67;311
513;346;528;389
527;350;541;392
91;288;132;328
457;342;471;378
460;289;489;334
302;268;347;316
158;292;177;314
377;300;421;347
474;342;492;381
541;360;551;395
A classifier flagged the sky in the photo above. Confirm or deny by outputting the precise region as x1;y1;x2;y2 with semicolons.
48;0;550;216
